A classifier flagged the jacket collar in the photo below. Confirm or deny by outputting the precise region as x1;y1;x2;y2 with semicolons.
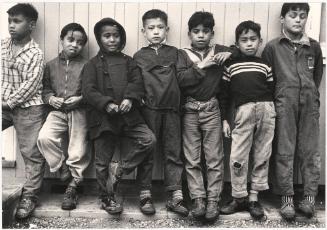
279;30;310;47
59;51;84;61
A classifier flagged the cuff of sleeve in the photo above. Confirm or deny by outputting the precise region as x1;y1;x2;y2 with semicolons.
193;64;206;77
6;99;16;110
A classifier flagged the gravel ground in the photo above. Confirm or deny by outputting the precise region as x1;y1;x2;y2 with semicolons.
6;216;325;229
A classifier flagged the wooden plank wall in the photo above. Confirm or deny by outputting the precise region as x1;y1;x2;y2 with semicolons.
1;2;325;183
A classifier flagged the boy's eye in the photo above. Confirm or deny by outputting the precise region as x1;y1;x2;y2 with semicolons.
192;29;199;34
300;13;307;19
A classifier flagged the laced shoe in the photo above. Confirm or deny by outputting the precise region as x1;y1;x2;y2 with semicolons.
205;200;220;221
140;197;156;215
101;196;123;215
16;197;36;219
166;197;189;217
298;196;315;218
61;186;78;210
280;196;295;220
191;198;206;218
248;201;265;220
220;198;249;214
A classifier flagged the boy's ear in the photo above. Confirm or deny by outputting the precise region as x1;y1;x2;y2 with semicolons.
280;16;285;25
259;38;263;46
166;26;170;32
141;28;145;34
28;20;36;31
235;41;239;49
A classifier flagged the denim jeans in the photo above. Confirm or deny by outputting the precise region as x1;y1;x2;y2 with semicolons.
2;105;46;201
182;97;224;201
37;109;91;183
230;102;276;198
94;123;156;197
142;108;183;191
273;88;321;196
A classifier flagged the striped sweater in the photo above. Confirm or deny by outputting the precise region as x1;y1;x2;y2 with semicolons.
220;55;274;120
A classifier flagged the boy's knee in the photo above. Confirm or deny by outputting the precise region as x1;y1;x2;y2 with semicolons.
141;132;156;150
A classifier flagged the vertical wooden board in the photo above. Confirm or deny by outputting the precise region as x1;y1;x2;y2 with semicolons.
239;2;254;22
211;2;226;45
180;2;196;48
195;2;211;12
31;3;45;53
101;2;115;18
44;3;60;63
88;3;102;58
224;3;239;46
74;3;89;59
115;3;125;26
153;2;167;12
306;3;322;40
138;2;154;49
266;2;282;42
59;3;74;33
124;3;139;56
167;2;182;48
254;2;269;56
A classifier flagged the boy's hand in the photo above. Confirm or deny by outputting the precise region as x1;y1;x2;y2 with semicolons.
63;96;82;109
49;96;64;109
119;99;132;114
213;52;232;65
105;103;119;115
197;56;217;69
2;101;10;110
223;120;231;138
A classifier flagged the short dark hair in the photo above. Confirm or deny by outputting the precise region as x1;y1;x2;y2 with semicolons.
60;23;88;45
142;9;168;26
188;11;215;31
235;20;261;42
281;3;310;17
7;3;38;22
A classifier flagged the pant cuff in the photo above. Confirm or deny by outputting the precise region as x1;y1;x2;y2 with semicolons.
251;183;269;191
232;190;248;198
165;185;182;192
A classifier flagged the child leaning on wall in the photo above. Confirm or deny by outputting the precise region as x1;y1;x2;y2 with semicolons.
133;9;189;217
261;2;323;220
2;3;47;219
81;17;156;215
37;23;91;211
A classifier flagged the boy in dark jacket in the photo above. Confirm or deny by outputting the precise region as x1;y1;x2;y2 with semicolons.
262;3;323;220
133;9;188;217
81;18;156;215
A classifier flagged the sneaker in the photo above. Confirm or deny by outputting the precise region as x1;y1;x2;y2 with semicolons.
166;197;189;217
140;197;156;215
220;198;248;215
61;186;78;210
280;196;295;220
248;201;265;219
59;162;71;182
106;162;123;194
191;198;206;218
101;196;123;215
15;197;36;219
205;200;220;221
298;199;315;218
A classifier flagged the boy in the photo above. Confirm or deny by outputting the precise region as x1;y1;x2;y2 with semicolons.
262;3;323;220
133;9;188;216
220;21;275;220
37;23;91;210
81;18;156;215
177;11;234;221
1;3;46;219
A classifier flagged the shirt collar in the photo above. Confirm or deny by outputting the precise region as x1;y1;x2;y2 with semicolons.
59;51;83;61
145;38;166;49
279;29;310;46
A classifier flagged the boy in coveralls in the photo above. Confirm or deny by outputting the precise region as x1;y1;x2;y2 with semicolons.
81;18;156;215
262;3;323;220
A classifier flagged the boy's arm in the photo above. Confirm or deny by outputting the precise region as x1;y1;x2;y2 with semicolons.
261;44;274;68
218;66;231;122
313;43;323;89
42;63;56;104
6;52;44;109
81;61;115;111
176;49;206;87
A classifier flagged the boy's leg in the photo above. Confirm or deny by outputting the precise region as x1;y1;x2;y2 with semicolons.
37;111;68;173
66;108;91;185
2;109;13;130
250;102;276;219
12;105;46;218
199;100;224;220
182;110;206;217
297;89;320;218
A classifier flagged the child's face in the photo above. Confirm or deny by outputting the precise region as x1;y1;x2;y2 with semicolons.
100;25;121;53
281;8;308;36
236;29;262;57
61;30;85;58
142;18;168;45
188;24;214;51
8;14;34;41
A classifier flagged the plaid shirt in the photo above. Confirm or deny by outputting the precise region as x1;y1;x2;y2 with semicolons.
1;37;44;109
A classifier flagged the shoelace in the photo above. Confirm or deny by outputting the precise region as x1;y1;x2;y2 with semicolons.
19;198;33;208
64;187;75;200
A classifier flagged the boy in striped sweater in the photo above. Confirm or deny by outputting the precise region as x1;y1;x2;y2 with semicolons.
220;21;275;220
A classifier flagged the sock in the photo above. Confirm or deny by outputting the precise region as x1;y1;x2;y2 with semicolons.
282;195;293;204
172;190;183;201
249;190;258;202
304;195;315;205
140;190;151;200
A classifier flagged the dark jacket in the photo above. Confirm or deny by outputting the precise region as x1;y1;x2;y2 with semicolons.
42;52;87;110
133;44;180;112
81;18;145;139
